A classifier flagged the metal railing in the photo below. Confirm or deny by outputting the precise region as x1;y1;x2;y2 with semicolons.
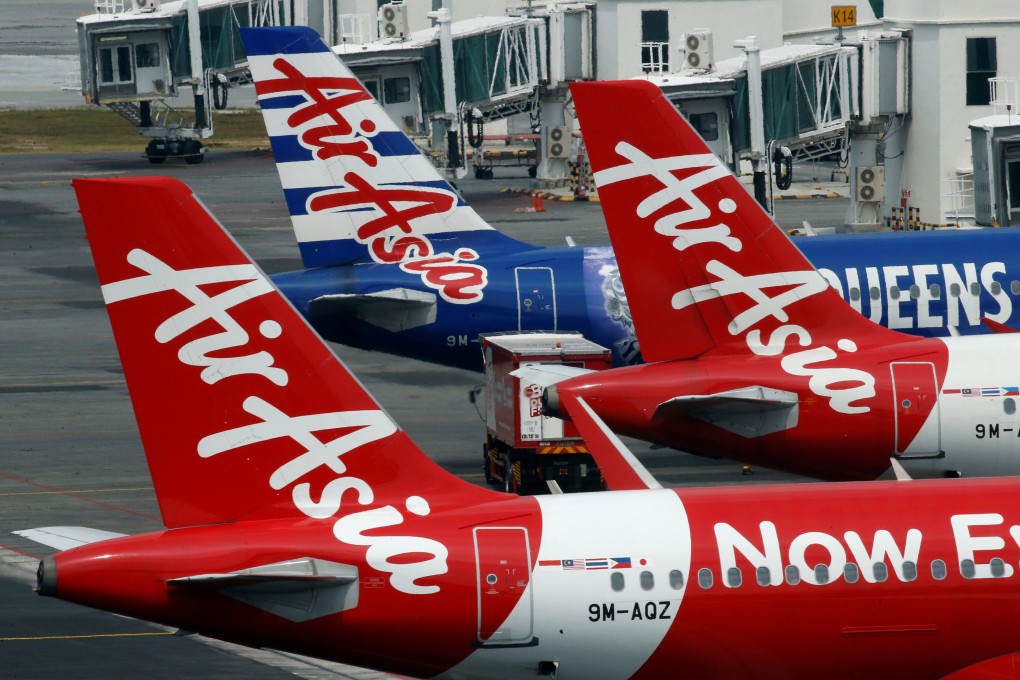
640;42;669;74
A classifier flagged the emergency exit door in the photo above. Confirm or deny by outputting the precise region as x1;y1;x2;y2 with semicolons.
473;526;535;647
891;362;941;457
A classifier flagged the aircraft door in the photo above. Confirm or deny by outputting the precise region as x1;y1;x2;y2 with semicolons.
891;362;941;457
473;526;534;647
515;267;556;331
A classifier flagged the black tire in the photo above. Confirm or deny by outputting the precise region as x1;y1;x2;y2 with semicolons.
483;168;494;180
528;165;537;178
483;446;494;485
183;140;204;165
145;140;166;164
474;167;485;179
147;155;166;165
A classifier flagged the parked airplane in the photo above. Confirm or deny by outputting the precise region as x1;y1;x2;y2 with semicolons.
26;174;1020;680
529;78;1020;483
243;26;1020;372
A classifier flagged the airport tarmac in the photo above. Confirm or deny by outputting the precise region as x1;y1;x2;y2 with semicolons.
0;150;830;678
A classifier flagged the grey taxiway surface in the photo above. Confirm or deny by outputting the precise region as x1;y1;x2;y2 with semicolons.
0;150;826;678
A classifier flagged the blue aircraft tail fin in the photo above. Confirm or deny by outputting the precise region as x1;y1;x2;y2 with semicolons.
241;26;530;282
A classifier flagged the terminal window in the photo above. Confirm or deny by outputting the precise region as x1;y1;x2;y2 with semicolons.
966;37;997;106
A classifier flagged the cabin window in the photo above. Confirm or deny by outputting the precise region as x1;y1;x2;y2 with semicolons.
843;563;859;584
1005;398;1016;415
384;76;411;104
950;283;961;298
726;567;742;588
966;37;997;106
902;560;917;582
992;281;1002;295
697;568;713;589
970;282;981;296
991;557;1007;577
1012;280;1020;295
873;562;889;582
640;570;655;590
870;286;881;301
889;286;901;300
931;559;947;580
814;564;830;585
961;558;976;579
930;283;942;299
849;287;860;302
669;569;684;590
785;565;800;585
756;565;772;586
910;285;920;299
610;571;625;592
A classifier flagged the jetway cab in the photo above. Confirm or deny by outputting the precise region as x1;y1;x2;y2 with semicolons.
91;30;175;102
971;117;1020;227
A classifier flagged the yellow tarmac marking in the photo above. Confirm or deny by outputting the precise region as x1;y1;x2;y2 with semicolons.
0;632;174;642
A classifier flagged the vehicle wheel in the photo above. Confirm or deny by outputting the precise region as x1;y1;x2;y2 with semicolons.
502;455;513;493
145;140;166;164
483;168;494;180
183;140;204;165
474;167;485;179
528;165;537;178
483;446;494;485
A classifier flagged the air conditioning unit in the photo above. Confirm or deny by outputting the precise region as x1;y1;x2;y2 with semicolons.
133;0;160;12
547;126;571;159
379;3;409;40
682;30;713;71
856;166;886;203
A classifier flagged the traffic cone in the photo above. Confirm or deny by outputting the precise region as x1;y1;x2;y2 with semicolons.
531;191;545;212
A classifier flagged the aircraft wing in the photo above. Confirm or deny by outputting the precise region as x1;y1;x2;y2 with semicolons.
308;288;437;332
14;526;127;551
654;386;799;438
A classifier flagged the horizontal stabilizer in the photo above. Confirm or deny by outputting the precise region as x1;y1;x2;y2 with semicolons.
654;386;799;438
169;557;360;623
510;364;595;389
982;317;1017;334
566;395;662;491
308;288;437;332
14;526;127;551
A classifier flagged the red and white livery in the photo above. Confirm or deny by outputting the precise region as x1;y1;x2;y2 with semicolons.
23;175;1020;679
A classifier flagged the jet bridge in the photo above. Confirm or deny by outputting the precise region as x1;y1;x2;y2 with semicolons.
77;0;285;163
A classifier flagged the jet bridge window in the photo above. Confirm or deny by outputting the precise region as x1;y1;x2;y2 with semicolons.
931;559;947;580
135;43;160;68
610;571;625;592
689;113;719;141
99;44;133;84
697;568;713;589
384;77;411;104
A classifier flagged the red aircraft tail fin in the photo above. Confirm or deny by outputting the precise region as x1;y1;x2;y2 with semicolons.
570;80;904;363
74;177;494;529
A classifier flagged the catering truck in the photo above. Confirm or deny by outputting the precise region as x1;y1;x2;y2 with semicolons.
480;332;611;495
